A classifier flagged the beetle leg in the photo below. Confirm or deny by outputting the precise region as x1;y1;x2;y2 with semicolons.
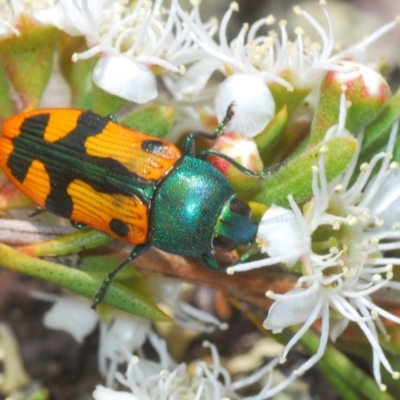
198;252;220;271
91;242;151;309
183;103;235;156
199;149;264;178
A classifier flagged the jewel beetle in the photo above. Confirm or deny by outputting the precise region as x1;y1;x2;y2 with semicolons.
0;105;258;308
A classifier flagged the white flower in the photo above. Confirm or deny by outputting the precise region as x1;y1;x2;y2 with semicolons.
271;5;397;87
30;290;153;388
255;204;310;267
229;90;400;389
175;0;398;89
92;56;157;103
98;314;152;388
173;1;397;137
88;278;297;399
31;292;98;344
94;330;290;400
215;74;275;137
170;298;229;333
173;1;291;90
147;277;228;332
55;0;119;40
56;0;194;103
96;333;236;399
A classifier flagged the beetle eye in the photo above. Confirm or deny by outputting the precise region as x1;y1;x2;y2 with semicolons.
229;197;251;217
212;235;237;252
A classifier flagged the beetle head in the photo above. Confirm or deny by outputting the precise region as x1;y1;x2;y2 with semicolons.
212;195;257;252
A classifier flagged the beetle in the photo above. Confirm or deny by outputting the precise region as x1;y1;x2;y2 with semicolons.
0;105;258;308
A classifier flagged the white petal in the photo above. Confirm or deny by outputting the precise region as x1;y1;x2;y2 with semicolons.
330;318;350;342
33;6;65;29
172;59;222;97
257;205;309;266
43;297;98;344
150;277;182;303
93;56;157;103
264;288;319;331
215;73;275;138
57;0;115;37
368;169;400;230
93;385;135;400
102;316;151;360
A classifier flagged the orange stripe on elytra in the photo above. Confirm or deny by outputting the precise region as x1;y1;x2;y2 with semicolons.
2;109;83;142
67;179;149;244
84;121;181;181
21;159;51;208
0;137;14;167
43;109;83;142
2;114;25;139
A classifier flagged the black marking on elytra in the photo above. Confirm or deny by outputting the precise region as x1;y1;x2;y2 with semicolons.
109;218;130;237
7;114;50;183
141;140;166;156
7;111;157;218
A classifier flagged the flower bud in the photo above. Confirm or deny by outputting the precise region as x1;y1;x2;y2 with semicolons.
209;132;263;193
310;61;391;145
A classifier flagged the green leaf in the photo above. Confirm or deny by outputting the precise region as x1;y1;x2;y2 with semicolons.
255;105;288;153
359;88;400;164
0;243;169;320
252;135;358;206
255;105;292;168
78;255;141;281
121;105;175;138
300;329;395;400
268;70;311;115
92;83;127;116
0;18;59;109
59;34;96;109
17;228;112;257
0;62;14;120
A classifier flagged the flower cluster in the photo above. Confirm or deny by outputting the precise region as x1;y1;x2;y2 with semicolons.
230;91;400;390
0;0;399;399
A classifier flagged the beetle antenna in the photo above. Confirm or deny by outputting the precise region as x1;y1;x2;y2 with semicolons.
212;102;236;138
